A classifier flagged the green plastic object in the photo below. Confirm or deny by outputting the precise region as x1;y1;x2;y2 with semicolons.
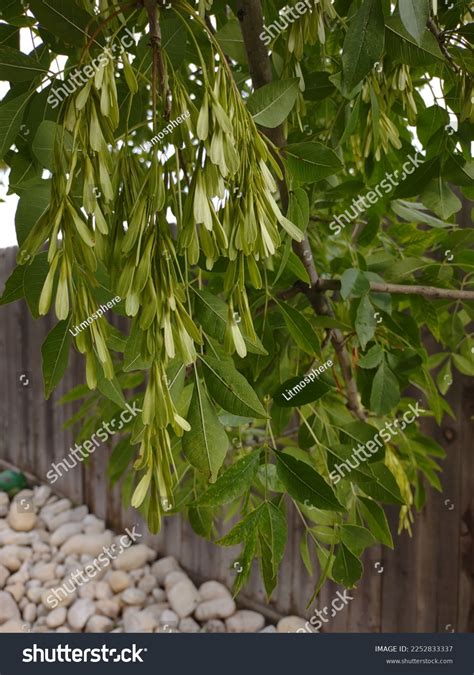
0;470;28;496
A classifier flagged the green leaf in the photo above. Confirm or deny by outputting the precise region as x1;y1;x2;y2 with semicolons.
339;421;383;451
342;0;385;93
370;360;400;415
332;543;363;587
0;45;46;81
276;300;320;354
284;142;343;184
196;450;261;506
421;178;462;220
247;78;300;128
215;19;247;63
385;16;443;66
258;502;287;579
96;362;126;408
358;344;383;369
399;0;429;46
32;121;57;170
287;188;309;233
217;506;262;546
161;16;187;69
28;0;98;48
182;376;229;482
273;372;332;408
340;524;376;556
340;269;370;299
275;451;344;512
0;92;28;160
452;354;474;377
357;496;393;547
123;320;153;371
57;383;90;404
305;71;336;101
23;251;49;319
41;318;72;399
355;463;405;505
15;181;51;246
356;296;376;350
188;505;214;539
0;262;25;306
9;150;43;192
201;355;268;419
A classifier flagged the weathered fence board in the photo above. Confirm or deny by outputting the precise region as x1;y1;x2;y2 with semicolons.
1;245;473;629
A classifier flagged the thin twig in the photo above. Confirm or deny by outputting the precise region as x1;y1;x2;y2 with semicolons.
427;17;461;72
312;279;474;301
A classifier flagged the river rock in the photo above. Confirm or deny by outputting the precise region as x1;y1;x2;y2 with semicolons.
48;506;88;532
123;609;157;633
0;619;24;632
46;607;67;629
138;574;157;593
195;596;236;621
202;619;226;633
0;563;10;588
83;514;105;534
159;609;179;628
61;532;113;557
67;598;95;630
151;556;180;584
6;582;25;602
0;548;21;572
31;562;56;582
167;578;200;617
40;499;71;520
199;580;232;601
26;587;43;603
0;528;35;546
85;615;114;632
50;523;83;547
108;570;130;593
277;615;307;633
179;617;200;633
41;587;76;610
8;501;37;532
78;582;96;599
152;587;166;602
94;581;112;600
226;610;265;633
122;587;146;606
33;486;51;508
164;570;188;592
97;599;120;619
23;602;36;623
113;544;155;571
0;590;21;623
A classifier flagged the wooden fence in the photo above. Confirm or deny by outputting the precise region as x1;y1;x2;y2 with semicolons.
1;244;473;630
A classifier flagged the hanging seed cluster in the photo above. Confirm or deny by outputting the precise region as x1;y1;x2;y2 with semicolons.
287;0;336;58
16;4;303;529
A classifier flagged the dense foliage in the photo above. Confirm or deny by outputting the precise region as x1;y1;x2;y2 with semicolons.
0;0;473;598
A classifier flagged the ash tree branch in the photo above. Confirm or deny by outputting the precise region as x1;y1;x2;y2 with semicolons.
313;279;474;301
236;0;366;421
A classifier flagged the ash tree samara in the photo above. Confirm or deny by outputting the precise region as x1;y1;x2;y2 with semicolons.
0;0;473;598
